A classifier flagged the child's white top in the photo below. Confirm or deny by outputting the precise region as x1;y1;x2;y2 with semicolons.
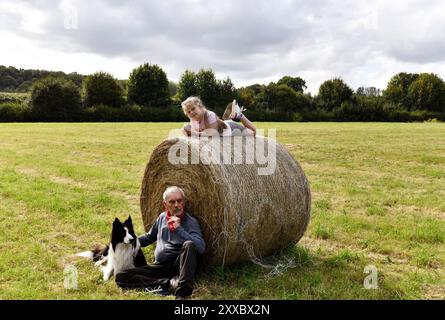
190;110;232;136
190;111;217;132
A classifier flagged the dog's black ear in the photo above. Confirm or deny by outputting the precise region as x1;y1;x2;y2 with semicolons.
125;215;133;227
113;217;121;227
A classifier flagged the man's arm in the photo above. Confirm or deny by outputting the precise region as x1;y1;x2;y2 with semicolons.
138;217;159;247
175;217;206;254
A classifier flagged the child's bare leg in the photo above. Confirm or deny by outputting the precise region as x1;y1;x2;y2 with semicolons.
240;116;256;136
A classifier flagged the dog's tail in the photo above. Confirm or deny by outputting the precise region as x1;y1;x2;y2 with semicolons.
76;251;94;259
76;244;108;261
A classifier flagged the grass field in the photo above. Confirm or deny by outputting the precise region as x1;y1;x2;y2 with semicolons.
0;122;444;300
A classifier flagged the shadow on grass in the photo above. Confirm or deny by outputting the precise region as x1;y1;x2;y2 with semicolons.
194;245;401;300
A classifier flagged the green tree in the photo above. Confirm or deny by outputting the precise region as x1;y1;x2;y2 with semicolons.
318;78;353;111
16;80;33;92
236;87;256;110
217;76;236;112
177;70;198;102
177;69;236;114
246;84;266;96
195;69;220;109
83;72;124;108
357;87;381;97
0;65;85;92
407;73;445;111
168;81;178;97
264;83;309;115
66;72;84;88
127;63;170;108
31;77;82;121
384;72;419;108
0;75;18;90
277;76;307;93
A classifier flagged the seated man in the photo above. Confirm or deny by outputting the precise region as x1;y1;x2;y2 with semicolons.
115;186;205;300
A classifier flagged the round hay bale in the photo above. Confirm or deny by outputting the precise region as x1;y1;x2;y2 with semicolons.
140;136;311;266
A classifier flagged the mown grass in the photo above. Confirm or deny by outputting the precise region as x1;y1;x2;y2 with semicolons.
0;122;444;299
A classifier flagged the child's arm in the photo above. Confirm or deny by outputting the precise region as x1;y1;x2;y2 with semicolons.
183;124;192;136
200;121;220;136
190;120;220;137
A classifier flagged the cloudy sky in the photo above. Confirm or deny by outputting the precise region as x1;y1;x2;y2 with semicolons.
1;0;445;94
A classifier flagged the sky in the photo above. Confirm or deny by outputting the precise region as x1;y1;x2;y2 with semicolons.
1;0;445;94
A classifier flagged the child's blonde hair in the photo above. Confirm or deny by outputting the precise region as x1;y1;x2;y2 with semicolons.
181;96;227;134
181;96;206;115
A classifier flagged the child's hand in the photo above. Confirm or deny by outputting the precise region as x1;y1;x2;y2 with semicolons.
183;124;192;136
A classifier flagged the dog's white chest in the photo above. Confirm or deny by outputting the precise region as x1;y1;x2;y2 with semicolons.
110;244;136;273
101;242;139;281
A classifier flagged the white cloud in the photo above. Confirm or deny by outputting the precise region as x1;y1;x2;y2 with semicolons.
1;0;445;94
0;1;48;34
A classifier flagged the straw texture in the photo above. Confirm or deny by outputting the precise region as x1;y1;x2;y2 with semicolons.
140;136;311;266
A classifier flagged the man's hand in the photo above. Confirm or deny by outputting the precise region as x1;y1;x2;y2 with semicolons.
168;215;181;229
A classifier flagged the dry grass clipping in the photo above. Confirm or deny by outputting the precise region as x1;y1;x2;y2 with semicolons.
140;136;311;266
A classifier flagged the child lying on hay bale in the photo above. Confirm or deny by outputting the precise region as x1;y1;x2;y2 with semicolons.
181;96;256;137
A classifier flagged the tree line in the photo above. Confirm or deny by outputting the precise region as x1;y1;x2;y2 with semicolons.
0;65;84;92
0;64;444;122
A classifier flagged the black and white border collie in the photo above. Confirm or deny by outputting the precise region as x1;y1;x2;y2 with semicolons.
77;216;146;281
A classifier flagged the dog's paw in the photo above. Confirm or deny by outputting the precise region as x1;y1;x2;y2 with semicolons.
102;271;112;281
102;267;113;281
94;257;108;267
